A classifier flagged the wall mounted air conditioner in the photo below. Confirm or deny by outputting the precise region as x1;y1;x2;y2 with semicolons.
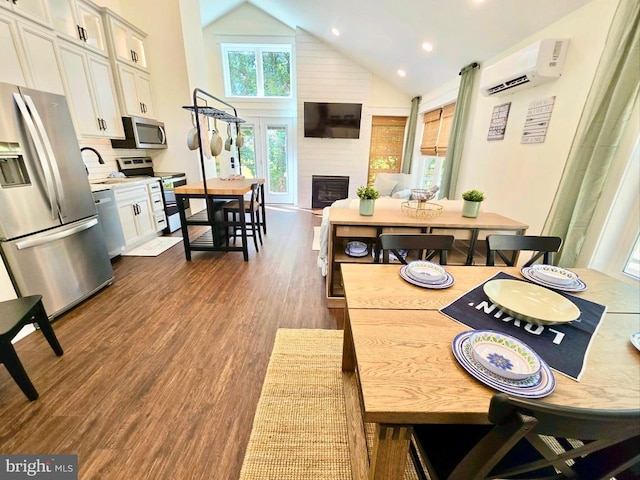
480;38;570;97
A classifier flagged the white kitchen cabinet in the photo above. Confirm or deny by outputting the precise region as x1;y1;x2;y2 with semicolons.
0;0;51;27
116;63;155;119
105;11;147;70
0;10;65;94
48;0;106;54
148;180;166;231
58;42;124;138
17;21;65;94
0;13;29;86
114;184;156;249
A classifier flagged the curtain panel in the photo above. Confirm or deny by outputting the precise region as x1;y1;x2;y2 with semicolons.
543;0;640;267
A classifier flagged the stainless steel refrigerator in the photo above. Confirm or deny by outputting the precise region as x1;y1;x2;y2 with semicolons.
0;82;113;319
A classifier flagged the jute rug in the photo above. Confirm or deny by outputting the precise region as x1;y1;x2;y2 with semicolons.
239;328;420;480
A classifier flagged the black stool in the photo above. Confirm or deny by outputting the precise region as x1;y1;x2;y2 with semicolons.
0;295;64;401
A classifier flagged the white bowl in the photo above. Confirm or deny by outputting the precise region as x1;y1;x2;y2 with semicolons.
406;261;445;283
530;265;578;286
469;331;541;380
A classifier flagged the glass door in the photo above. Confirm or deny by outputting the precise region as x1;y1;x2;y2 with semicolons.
239;117;294;204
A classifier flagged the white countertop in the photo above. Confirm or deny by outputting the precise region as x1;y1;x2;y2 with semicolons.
89;176;159;192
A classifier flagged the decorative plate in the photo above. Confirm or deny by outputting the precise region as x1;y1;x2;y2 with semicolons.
469;331;541;380
521;267;587;292
630;331;640;352
530;264;578;286
483;279;580;326
345;241;368;257
452;331;555;398
405;260;446;283
399;266;454;289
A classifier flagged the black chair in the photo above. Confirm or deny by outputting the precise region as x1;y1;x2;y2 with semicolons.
411;393;640;480
379;233;455;265
486;234;562;267
0;295;64;401
224;183;263;252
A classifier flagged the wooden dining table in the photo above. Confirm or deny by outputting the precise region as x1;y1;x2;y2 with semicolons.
340;264;640;480
174;177;265;261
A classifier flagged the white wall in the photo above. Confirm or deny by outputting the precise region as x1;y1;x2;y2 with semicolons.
418;0;619;238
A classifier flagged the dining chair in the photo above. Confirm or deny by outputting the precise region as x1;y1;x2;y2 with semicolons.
0;295;64;401
223;182;263;252
410;393;640;480
379;233;455;265
485;234;562;267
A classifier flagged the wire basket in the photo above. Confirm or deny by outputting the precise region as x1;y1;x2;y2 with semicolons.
401;200;443;219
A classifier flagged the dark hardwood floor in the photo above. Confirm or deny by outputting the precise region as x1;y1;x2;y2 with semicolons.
0;206;340;479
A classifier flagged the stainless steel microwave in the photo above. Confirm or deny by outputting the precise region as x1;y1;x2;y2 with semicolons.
110;116;167;149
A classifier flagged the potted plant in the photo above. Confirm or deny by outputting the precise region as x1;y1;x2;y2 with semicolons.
356;185;379;216
461;189;485;218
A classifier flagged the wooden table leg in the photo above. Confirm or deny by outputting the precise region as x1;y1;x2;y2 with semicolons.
369;424;413;480
369;424;412;480
342;309;356;372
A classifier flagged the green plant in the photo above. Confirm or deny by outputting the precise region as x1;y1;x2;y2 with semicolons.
356;185;379;200
461;189;486;202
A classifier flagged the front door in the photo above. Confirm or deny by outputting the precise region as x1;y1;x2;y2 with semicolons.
238;117;294;204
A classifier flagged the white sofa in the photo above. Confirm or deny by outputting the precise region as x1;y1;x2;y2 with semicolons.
373;173;413;198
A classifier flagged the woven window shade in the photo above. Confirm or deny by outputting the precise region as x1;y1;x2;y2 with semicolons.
420;103;456;156
368;116;407;184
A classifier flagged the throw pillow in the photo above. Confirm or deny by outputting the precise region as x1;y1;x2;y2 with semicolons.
392;188;412;200
374;176;397;196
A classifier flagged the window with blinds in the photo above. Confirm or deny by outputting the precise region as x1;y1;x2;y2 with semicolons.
420;103;455;156
367;116;407;185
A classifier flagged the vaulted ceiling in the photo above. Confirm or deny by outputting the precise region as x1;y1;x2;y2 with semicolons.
199;0;593;96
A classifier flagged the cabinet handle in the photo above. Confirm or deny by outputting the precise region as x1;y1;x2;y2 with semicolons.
97;118;102;130
133;50;138;63
131;49;136;62
77;25;83;40
101;119;107;131
141;103;146;113
81;27;88;42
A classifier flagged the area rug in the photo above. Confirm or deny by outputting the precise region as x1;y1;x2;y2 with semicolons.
239;328;420;480
121;236;182;257
312;226;321;250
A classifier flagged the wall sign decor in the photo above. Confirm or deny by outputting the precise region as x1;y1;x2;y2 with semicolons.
487;102;511;141
522;96;556;144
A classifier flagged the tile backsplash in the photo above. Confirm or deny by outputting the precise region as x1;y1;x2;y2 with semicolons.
79;137;148;181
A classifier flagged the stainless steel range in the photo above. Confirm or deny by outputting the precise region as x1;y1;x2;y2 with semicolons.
117;157;189;233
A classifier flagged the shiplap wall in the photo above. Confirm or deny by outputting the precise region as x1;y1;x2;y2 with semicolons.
296;29;372;208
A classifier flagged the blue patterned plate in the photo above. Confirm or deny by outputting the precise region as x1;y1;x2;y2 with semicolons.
400;266;454;289
521;266;587;292
452;331;555;398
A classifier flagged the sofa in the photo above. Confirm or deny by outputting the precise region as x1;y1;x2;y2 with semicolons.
373;173;414;199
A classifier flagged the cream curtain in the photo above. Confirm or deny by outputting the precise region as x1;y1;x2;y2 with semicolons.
543;0;640;266
438;62;479;199
402;96;421;174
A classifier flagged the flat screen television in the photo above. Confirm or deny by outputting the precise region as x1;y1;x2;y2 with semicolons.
303;102;362;139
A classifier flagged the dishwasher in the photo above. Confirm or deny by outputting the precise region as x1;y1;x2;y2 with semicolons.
93;189;126;259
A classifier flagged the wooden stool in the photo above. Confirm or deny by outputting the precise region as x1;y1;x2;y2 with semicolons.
0;295;64;401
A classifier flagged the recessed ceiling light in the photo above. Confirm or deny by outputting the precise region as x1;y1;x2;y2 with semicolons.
422;42;434;52
397;69;406;77
473;0;485;3
331;27;340;36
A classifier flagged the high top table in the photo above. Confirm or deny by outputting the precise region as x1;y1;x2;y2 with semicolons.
175;178;265;261
340;264;640;480
326;207;528;307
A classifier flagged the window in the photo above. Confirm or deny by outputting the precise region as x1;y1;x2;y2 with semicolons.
367;116;407;185
221;44;292;98
419;103;455;189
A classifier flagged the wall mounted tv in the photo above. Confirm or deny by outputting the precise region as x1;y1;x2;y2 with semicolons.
303;102;362;139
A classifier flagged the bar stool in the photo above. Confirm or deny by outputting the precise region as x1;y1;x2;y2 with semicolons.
224;183;263;252
0;295;64;401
